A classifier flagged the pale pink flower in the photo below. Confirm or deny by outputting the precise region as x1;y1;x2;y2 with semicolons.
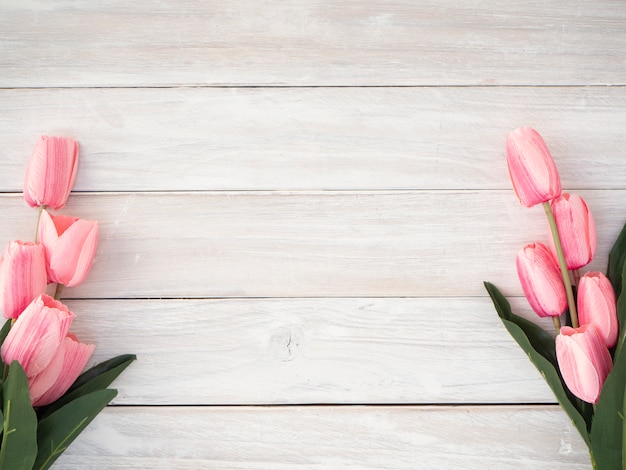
38;209;98;287
556;324;612;404
23;135;79;210
506;127;561;207
578;272;618;348
550;193;596;270
516;242;567;318
30;335;95;406
0;241;48;319
1;294;74;377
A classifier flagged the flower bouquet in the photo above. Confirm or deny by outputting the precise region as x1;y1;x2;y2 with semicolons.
0;136;135;469
485;127;626;469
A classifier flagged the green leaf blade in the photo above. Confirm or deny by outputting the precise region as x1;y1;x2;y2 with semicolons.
0;361;38;470
591;261;626;469
484;282;592;447
38;354;135;419
35;388;117;470
608;221;626;297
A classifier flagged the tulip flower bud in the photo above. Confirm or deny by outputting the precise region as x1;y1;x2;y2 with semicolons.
0;240;48;319
578;272;618;348
1;294;74;378
516;242;567;318
29;334;95;407
556;324;612;404
23;135;79;210
38;209;98;287
549;194;596;270
506;127;561;207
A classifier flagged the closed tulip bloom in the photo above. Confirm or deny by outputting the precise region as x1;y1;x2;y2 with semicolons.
516;242;567;317
23;135;79;210
29;334;95;407
1;294;74;378
0;241;48;319
38;209;98;287
550;194;596;270
556;325;612;404
578;272;618;348
506;127;561;207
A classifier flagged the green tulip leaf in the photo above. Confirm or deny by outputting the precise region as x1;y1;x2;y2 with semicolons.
0;319;13;373
34;388;117;470
590;262;626;469
608;221;626;297
612;261;626;361
66;354;136;394
0;361;38;470
38;354;135;419
484;282;592;447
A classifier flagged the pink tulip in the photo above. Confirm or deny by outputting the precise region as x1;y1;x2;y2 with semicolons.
23;135;79;210
38;209;98;287
506;127;562;207
556;324;612;404
0;241;48;319
578;272;618;348
1;295;74;378
516;242;567;317
549;193;596;270
30;334;95;406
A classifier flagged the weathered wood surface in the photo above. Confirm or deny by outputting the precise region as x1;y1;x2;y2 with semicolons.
55;406;591;469
64;297;555;405
0;191;621;299
0;87;625;191
1;1;625;87
4;0;626;467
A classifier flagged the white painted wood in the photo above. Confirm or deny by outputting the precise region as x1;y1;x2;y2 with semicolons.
4;1;622;466
65;297;557;405
1;1;625;87
54;405;591;469
0;190;621;298
1;87;625;192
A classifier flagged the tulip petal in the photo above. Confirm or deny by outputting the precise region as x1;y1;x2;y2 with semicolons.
0;241;47;319
578;272;618;348
550;194;596;269
29;340;66;403
32;337;95;407
0;295;74;377
23;136;79;210
48;219;98;287
517;243;567;317
556;325;612;404
506;127;561;207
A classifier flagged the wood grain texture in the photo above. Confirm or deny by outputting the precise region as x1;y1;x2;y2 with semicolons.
53;405;591;469
1;87;625;192
1;1;625;87
0;191;621;298
66;297;556;405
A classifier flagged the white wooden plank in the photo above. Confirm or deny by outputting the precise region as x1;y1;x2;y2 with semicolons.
54;405;591;469
0;190;621;298
66;297;559;405
0;87;625;192
1;1;625;87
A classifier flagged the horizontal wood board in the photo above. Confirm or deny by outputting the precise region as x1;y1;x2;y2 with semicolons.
1;1;625;87
54;405;591;469
0;87;625;191
0;191;621;298
65;297;555;405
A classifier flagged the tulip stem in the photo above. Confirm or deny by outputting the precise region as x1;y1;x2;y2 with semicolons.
543;202;578;328
552;316;561;334
54;283;64;301
35;205;46;243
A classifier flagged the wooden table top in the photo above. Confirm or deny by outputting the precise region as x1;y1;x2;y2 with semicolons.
2;1;625;468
